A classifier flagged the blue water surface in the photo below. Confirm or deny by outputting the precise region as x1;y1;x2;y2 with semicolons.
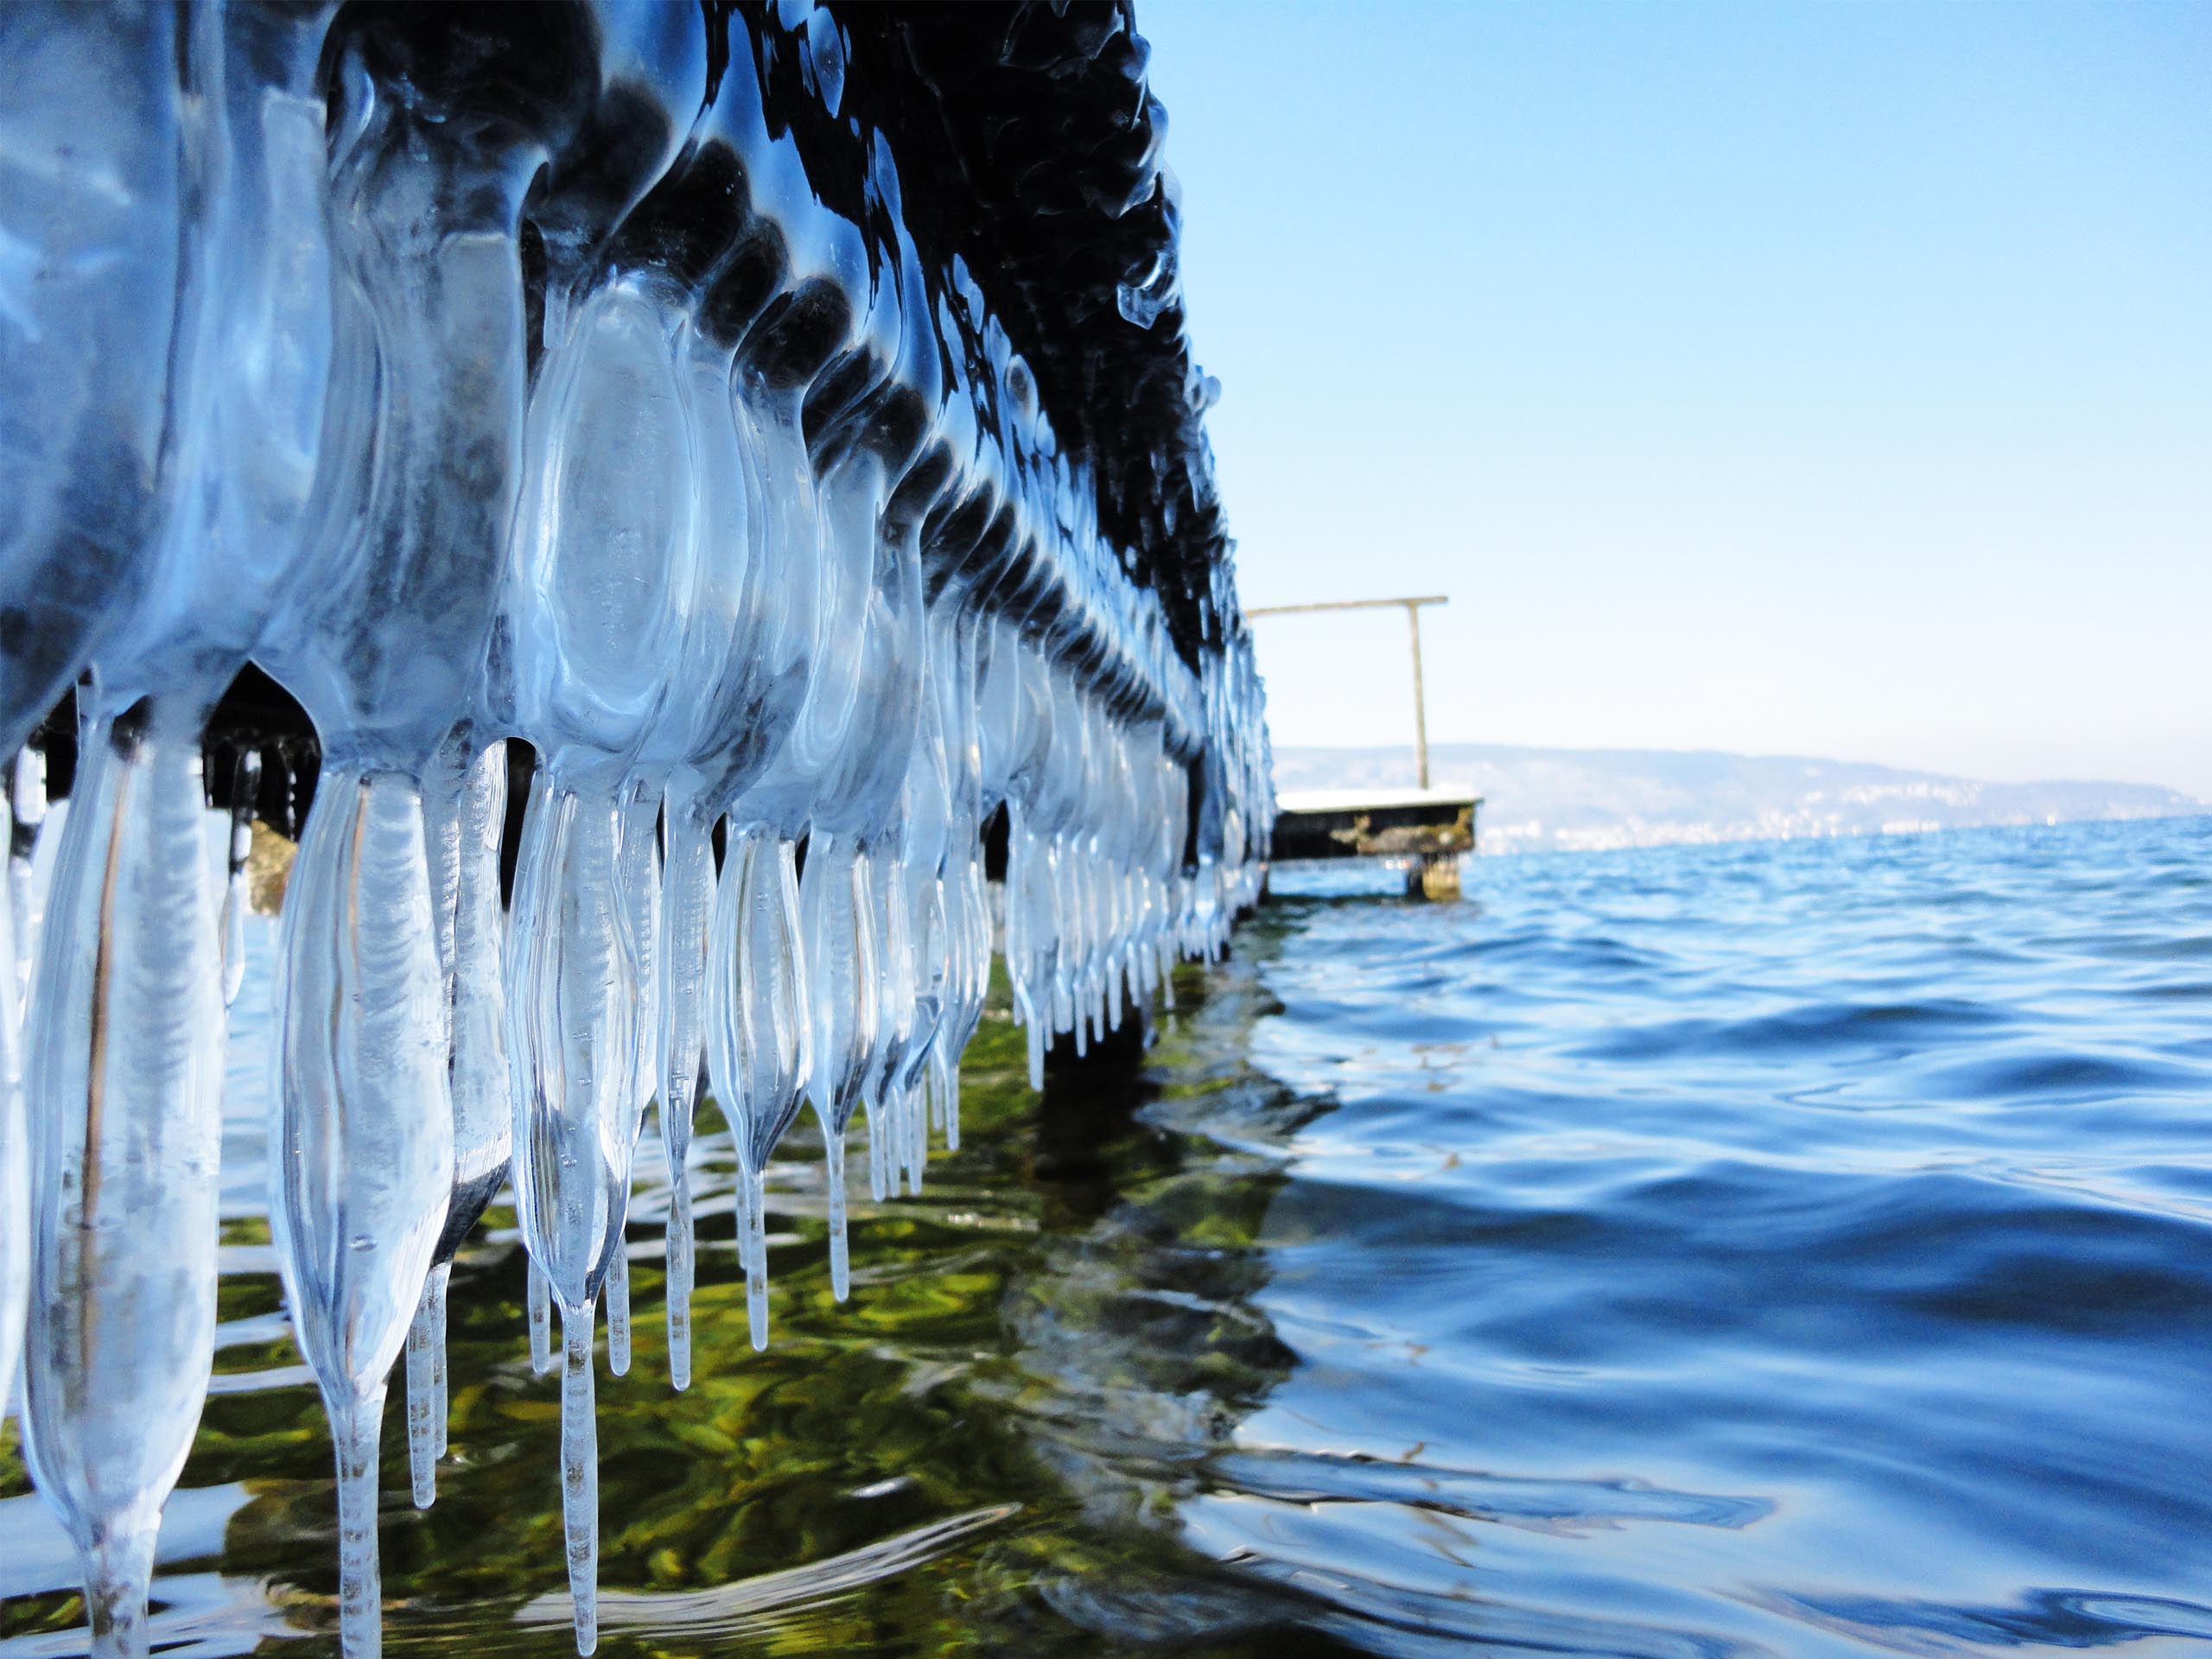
1211;815;2212;1656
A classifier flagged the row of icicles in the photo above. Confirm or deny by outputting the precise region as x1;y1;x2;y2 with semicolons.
0;635;1255;1658
0;4;1269;1655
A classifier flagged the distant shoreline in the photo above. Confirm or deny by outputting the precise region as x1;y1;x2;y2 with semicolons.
1271;742;2206;858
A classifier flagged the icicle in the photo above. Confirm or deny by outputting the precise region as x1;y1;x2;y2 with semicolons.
404;1270;442;1510
709;827;810;1351
220;748;261;1007
603;780;660;1382
940;1052;962;1153
427;1262;452;1459
408;731;511;1505
867;1099;889;1204
902;1080;925;1198
1107;924;1125;1032
560;1302;600;1656
505;773;638;1651
10;747;46;1006
800;834;876;1302
607;1241;631;1376
825;1125;850;1301
331;1390;385;1659
658;804;714;1391
269;767;454;1659
0;844;22;1421
741;1166;769;1351
19;707;225;1659
530;1258;554;1375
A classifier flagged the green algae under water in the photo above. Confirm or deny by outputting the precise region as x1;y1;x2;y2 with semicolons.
2;918;1351;1659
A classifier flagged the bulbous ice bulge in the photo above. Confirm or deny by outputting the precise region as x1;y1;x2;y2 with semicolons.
0;5;188;753
70;0;342;737
690;378;817;818
256;16;541;769
506;275;696;768
773;447;894;826
406;730;512;1509
269;766;452;1659
17;708;222;1659
1;0;334;730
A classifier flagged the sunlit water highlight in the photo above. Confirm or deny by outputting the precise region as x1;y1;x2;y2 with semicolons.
6;813;2212;1657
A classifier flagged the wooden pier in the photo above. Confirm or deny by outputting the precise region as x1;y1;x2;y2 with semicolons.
1268;787;1480;899
1249;594;1475;899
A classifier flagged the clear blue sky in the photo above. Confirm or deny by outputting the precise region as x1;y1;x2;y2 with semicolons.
1139;1;2210;798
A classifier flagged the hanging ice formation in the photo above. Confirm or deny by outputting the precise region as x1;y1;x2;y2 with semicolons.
0;3;1271;1656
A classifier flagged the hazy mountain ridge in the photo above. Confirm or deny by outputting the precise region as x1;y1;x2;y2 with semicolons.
1270;743;2206;855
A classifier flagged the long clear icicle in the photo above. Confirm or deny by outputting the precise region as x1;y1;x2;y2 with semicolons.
800;834;876;1303
506;775;638;1655
408;734;512;1505
0;821;22;1422
19;709;225;1659
709;828;809;1349
219;749;260;1008
607;781;661;1381
657;803;715;1389
10;748;47;1005
269;767;454;1659
406;1262;450;1509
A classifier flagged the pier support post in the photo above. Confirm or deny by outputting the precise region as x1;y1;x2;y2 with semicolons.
1407;854;1461;901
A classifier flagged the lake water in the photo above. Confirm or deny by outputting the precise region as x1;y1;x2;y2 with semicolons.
6;812;2212;1657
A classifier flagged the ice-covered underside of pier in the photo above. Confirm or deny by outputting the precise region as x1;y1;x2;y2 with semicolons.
0;3;1272;1656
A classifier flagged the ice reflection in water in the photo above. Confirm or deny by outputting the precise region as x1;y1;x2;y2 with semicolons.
2;889;1301;1659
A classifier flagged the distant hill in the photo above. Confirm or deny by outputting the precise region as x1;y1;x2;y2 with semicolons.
1270;743;2206;855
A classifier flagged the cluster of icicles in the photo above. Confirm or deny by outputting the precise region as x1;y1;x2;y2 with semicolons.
0;3;1271;1657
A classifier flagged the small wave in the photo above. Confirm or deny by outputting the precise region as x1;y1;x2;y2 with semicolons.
1570;999;2005;1064
1914;1049;2205;1104
1748;1584;2212;1654
1211;1448;1773;1535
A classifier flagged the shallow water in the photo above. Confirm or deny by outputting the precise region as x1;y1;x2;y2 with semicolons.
7;814;2212;1657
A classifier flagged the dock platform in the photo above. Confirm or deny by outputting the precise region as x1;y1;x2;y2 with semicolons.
1268;787;1481;899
